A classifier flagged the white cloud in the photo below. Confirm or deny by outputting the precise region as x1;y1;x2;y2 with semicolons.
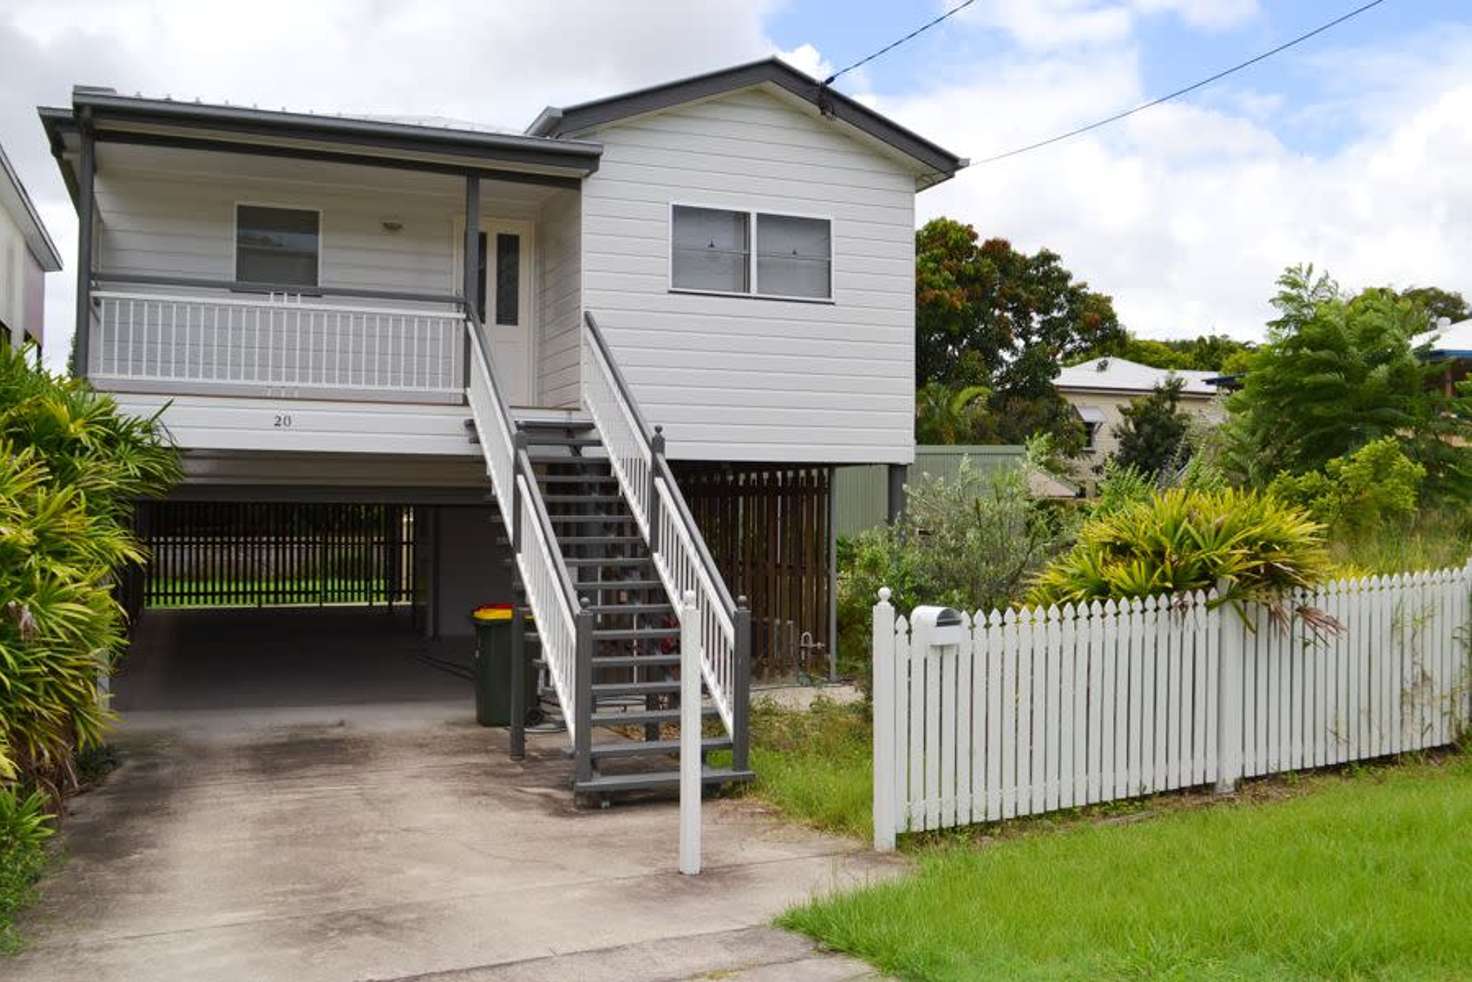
874;26;1472;343
776;42;833;81
959;0;1257;51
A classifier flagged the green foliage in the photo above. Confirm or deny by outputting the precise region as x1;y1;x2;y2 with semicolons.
1398;285;1470;327
725;698;872;840
0;787;53;953
1076;331;1253;373
1268;437;1424;537
783;752;1472;980
0;344;179;792
1109;377;1192;479
915;218;1122;448
1227;264;1472;496
836;459;1068;683
914;382;991;444
1030;487;1330;609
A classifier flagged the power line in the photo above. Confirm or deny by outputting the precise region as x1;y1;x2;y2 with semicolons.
823;0;980;86
973;0;1390;165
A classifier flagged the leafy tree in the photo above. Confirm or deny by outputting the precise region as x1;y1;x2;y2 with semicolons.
914;383;990;445
1075;332;1253;373
915;218;1122;446
1398;286;1470;327
1110;377;1192;478
1225;264;1468;491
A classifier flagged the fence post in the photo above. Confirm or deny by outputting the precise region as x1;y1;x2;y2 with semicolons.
1216;580;1245;794
679;590;702;875
574;598;594;787
873;586;898;851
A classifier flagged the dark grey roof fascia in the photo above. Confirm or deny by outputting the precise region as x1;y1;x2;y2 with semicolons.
51;88;602;174
526;57;967;182
0;140;63;271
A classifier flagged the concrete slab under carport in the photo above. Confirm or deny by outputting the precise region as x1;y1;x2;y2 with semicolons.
14;609;896;981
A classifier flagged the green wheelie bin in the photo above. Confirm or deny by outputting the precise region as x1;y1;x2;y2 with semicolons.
470;604;538;727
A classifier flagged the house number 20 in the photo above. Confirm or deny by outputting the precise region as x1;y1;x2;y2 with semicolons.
273;413;293;428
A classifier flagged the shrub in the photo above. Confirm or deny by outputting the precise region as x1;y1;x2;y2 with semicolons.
1110;377;1193;479
0;787;53;952
1268;437;1424;536
837;459;1067;685
1030;487;1331;609
0;345;178;793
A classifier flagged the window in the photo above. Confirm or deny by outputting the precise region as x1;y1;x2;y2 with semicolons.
757;214;831;299
236;205;320;287
670;205;831;300
672;205;749;293
474;232;522;325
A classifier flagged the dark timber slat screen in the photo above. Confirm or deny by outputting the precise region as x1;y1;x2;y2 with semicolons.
672;464;832;677
137;501;416;609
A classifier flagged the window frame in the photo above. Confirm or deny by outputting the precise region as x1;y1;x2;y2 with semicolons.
232;201;324;293
667;202;834;304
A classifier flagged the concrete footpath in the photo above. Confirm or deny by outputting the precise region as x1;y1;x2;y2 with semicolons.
11;701;895;981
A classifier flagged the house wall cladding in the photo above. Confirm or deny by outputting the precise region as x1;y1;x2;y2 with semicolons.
871;566;1472;849
578;86;918;465
674;462;832;676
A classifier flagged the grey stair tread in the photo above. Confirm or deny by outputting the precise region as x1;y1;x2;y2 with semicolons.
519;419;593;430
590;653;680;668
590;706;719;726
580;578;664;590
557;535;644;544
526;436;602;447
528;453;611;464
564;557;652;566
546;512;635;521
538;475;619;484
592;626;678;640
589;737;732;759
591;680;680;696
587;603;673;615
543;494;624;503
574;768;755;793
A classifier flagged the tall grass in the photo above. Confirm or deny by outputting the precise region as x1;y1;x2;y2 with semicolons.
0;788;53;953
1331;507;1472;576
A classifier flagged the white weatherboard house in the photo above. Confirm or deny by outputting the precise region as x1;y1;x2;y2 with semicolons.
40;59;965;796
0;141;63;352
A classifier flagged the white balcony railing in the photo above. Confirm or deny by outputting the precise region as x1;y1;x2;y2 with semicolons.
90;291;464;402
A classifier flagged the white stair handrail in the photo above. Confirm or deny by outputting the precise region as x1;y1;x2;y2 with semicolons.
580;312;750;764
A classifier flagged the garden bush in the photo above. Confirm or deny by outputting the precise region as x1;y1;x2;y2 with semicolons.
837;458;1068;685
1030;487;1331;610
1267;436;1424;536
0;787;53;952
0;344;178;795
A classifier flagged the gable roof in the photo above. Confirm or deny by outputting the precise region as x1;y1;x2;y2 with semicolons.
1055;357;1223;396
0;141;62;272
526;57;967;187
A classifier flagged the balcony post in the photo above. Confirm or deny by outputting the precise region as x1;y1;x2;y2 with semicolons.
462;174;480;389
74;109;96;378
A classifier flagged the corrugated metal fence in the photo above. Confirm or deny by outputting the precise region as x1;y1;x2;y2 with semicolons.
833;445;1026;537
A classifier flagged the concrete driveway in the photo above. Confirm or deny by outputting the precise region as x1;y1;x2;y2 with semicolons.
12;610;894;981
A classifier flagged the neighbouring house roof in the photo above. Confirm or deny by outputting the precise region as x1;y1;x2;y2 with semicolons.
1414;317;1472;359
1055;357;1224;397
526;57;968;188
0;141;62;272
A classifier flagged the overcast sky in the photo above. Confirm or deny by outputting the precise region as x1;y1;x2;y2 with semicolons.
3;0;1469;371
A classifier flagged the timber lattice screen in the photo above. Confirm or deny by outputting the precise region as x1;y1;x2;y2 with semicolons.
136;501;417;609
673;464;832;677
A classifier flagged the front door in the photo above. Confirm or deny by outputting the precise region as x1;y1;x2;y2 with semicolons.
475;222;534;406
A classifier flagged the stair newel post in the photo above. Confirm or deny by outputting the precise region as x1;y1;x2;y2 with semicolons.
509;604;527;761
648;426;665;554
732;596;752;773
679;589;702;875
574;596;595;786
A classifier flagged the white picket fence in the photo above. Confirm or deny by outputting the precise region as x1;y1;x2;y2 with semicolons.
872;565;1472;850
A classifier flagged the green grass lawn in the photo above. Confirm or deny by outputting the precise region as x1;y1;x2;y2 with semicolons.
722;696;874;840
781;750;1472;981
